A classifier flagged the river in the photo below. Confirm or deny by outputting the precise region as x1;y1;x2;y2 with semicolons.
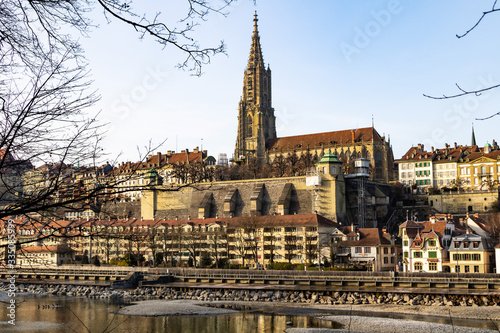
0;295;338;333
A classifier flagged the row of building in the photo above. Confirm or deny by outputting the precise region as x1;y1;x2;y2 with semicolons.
396;138;500;192
0;147;215;206
2;212;498;274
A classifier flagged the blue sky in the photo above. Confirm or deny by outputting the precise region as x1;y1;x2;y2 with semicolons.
80;1;500;164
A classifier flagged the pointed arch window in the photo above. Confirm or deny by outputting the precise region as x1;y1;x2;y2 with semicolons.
247;116;253;138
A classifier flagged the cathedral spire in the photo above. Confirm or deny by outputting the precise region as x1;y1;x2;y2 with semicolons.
248;11;264;69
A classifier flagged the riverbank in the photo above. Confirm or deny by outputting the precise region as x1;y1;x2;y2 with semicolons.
115;299;499;333
3;282;500;308
2;282;500;332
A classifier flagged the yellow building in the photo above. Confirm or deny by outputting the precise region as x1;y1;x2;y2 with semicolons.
457;146;500;190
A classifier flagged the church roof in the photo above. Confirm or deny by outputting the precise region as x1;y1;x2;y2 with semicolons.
267;127;383;152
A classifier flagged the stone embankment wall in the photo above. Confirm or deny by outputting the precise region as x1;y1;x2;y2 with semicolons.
3;283;500;307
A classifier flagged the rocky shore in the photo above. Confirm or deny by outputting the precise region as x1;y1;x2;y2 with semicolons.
3;282;500;308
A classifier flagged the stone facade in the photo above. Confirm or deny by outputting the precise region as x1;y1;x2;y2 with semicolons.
428;190;499;214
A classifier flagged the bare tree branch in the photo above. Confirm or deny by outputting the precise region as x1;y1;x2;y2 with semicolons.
424;1;500;121
457;0;500;38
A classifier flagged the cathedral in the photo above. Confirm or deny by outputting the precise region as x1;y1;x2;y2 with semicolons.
234;13;394;183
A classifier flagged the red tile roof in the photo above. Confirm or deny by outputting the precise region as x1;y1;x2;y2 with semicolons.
268;127;383;152
340;228;392;247
18;244;74;254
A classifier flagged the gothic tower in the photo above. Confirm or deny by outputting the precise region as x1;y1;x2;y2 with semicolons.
234;12;276;164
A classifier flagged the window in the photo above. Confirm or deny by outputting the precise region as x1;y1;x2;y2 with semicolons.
429;262;437;271
464;266;470;273
403;240;408;247
404;251;408;258
474;266;479;273
455;265;460;273
384;248;388;254
473;241;479;248
428;251;437;258
355;247;362;253
414;262;423;271
364;247;371;253
413;251;422;258
428;240;436;247
384;257;388;264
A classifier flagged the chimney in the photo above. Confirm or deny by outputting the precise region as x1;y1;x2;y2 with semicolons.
157;152;162;164
454;142;457;149
351;130;355;144
193;147;199;154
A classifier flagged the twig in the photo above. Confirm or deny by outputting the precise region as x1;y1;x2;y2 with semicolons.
65;305;91;333
457;0;500;38
476;111;500;121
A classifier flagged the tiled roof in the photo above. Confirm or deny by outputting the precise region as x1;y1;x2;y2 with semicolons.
465;150;500;162
410;233;423;249
340;228;392;247
18;244;74;254
112;151;206;175
158;214;338;228
1;214;338;233
396;144;483;163
267;127;383;152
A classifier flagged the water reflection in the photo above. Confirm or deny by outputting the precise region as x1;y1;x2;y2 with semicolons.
0;296;337;333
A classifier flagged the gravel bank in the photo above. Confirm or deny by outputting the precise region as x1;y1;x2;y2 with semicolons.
114;299;500;332
115;299;238;316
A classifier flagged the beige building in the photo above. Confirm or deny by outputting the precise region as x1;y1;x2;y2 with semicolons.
1;214;338;269
16;244;74;267
448;233;495;274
